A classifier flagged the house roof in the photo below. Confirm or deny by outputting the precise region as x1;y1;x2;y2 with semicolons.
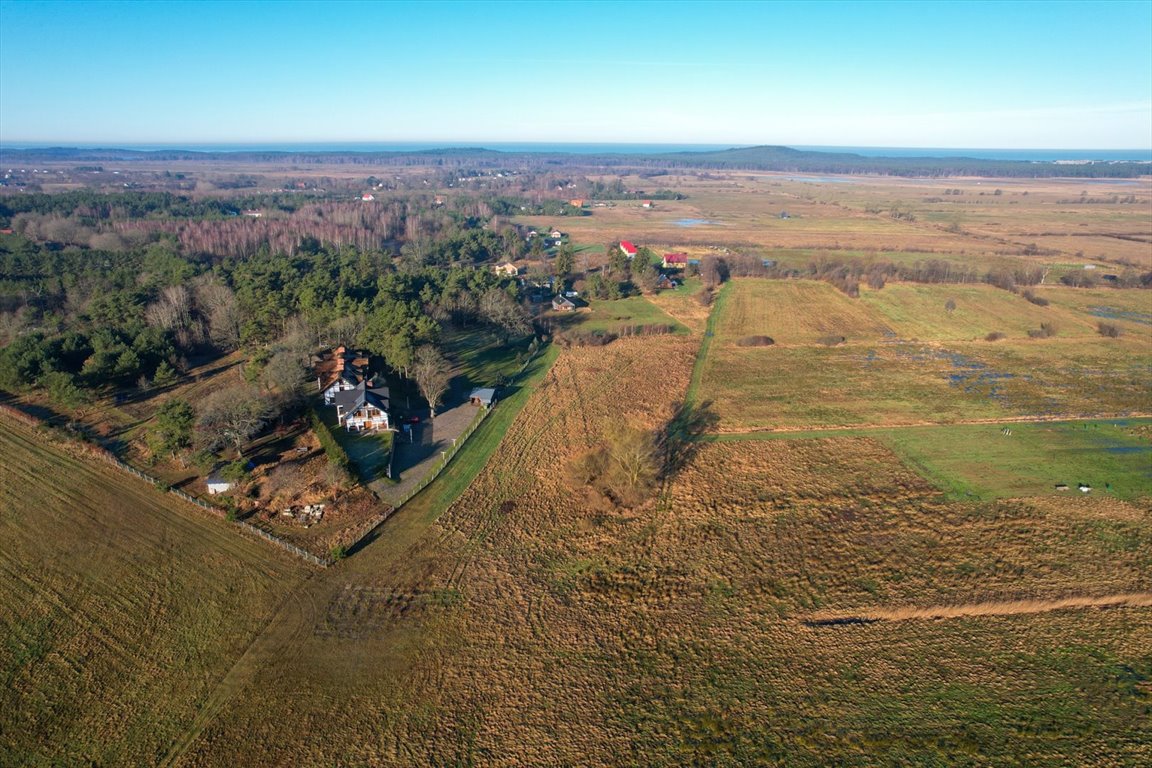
470;387;497;405
619;240;637;253
663;252;688;263
333;380;390;417
205;473;233;488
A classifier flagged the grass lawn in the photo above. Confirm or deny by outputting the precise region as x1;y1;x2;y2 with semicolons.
878;419;1152;501
442;327;534;388
317;405;393;482
551;294;688;335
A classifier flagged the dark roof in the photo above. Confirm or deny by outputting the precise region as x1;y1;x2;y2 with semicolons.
333;380;390;416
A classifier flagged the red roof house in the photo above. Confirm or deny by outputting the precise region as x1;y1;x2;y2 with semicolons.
619;241;638;258
662;252;689;268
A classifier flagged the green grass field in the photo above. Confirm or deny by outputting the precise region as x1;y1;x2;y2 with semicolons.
860;282;1098;340
443;327;536;387
717;279;893;344
879;419;1152;501
553;293;689;334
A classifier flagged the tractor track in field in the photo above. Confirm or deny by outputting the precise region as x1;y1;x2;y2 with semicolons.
158;573;321;767
804;592;1152;627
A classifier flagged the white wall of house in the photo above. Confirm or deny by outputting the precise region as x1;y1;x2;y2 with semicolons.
342;406;389;431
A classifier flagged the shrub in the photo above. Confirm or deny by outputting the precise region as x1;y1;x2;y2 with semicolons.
736;335;775;347
557;329;618;347
817;335;847;347
1097;322;1122;338
1021;289;1049;306
309;409;353;475
329;544;348;562
221;460;250;483
985;331;1006;342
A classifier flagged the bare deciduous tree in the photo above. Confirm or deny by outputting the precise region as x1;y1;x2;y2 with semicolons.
196;386;273;456
409;345;452;418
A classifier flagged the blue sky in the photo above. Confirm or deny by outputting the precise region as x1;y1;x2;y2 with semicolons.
1;0;1149;148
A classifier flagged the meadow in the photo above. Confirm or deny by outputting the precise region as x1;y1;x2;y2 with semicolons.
0;415;307;766
172;338;1151;767
5;168;1150;766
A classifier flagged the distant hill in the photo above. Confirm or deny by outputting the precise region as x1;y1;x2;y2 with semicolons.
1;144;1147;178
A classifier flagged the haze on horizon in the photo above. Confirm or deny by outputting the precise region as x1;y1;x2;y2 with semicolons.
0;0;1149;150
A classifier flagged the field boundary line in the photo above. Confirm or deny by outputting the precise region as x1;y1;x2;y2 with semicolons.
684;280;733;407
701;413;1152;441
0;405;329;568
804;592;1152;627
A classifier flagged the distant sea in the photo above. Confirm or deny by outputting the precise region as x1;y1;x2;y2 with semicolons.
2;141;1150;163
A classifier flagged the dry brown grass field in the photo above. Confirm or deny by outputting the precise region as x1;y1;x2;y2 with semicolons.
171;342;1150;766
516;173;1152;275
0;415;308;766
6;168;1151;766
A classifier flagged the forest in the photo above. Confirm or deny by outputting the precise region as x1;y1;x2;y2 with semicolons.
4;144;1147;178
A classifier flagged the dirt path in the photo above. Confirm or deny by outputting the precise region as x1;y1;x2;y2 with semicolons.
373;399;479;504
805;592;1152;627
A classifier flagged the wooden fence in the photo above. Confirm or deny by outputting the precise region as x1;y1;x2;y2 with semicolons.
336;342;546;554
0;341;548;569
0;403;330;568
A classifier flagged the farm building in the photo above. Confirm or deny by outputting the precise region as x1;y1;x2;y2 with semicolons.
206;473;233;495
470;388;497;408
619;240;638;259
333;381;391;432
662;252;689;269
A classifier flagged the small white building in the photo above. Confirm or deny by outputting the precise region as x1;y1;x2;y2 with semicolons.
206;473;233;495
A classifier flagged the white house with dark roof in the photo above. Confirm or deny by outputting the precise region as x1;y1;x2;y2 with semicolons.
333;381;391;432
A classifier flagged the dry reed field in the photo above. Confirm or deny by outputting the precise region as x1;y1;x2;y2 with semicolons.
515;173;1151;274
6;169;1150;766
0;416;307;766
166;337;1151;766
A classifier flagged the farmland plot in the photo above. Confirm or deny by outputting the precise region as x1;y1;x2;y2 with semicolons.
0;417;306;766
179;335;1151;766
860;282;1098;341
701;335;1152;431
717;279;893;344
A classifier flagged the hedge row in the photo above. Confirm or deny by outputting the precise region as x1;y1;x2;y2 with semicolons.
310;409;353;473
